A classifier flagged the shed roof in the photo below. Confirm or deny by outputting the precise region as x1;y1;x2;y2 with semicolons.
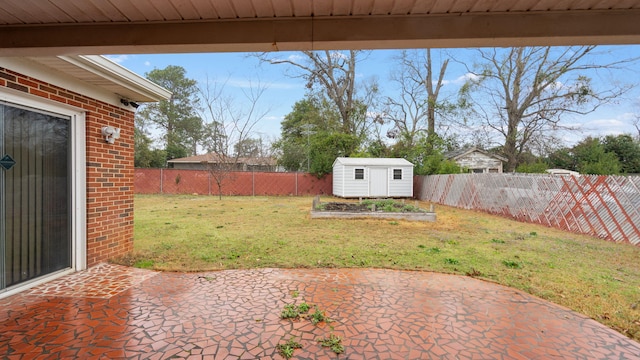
333;157;413;167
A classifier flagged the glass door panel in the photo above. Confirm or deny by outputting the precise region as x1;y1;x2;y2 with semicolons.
1;103;71;291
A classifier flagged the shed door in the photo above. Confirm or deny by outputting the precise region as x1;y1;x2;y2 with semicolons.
1;102;71;292
369;168;388;197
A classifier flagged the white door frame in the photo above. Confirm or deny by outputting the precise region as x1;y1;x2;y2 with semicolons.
0;88;86;298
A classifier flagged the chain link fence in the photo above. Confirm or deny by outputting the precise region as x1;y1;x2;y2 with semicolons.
415;173;640;245
134;168;332;197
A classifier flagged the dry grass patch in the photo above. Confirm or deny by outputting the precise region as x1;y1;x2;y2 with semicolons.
114;194;640;341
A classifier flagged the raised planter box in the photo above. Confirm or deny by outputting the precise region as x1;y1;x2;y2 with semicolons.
310;210;436;221
310;197;436;222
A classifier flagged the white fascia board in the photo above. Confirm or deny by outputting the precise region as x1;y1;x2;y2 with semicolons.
61;55;172;102
0;57;123;107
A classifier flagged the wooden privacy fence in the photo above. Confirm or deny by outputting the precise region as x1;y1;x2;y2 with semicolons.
415;173;640;246
134;168;333;196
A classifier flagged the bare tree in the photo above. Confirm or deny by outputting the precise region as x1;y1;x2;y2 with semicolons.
258;50;377;140
460;46;635;171
384;49;450;147
198;76;271;199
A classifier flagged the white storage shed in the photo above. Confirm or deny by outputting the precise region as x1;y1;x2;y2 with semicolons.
332;157;414;198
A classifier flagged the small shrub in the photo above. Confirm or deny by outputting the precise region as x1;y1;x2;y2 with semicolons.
445;258;459;265
530;231;538;236
427;247;441;254
491;238;505;244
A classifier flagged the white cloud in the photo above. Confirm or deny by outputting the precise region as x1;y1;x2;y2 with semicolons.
287;54;304;62
585;118;626;128
105;55;129;64
572;116;637;141
442;72;479;86
264;115;282;122
144;61;152;67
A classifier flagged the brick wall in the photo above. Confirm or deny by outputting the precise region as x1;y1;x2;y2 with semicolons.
0;67;135;266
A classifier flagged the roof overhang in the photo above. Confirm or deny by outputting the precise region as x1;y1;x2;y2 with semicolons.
0;55;171;104
0;5;639;56
52;55;172;102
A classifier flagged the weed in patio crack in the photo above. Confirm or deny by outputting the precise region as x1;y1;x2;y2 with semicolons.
276;338;302;359
278;297;341;356
280;302;312;320
318;333;345;354
280;304;300;319
308;306;330;325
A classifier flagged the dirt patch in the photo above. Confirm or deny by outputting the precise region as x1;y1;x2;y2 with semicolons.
321;202;371;212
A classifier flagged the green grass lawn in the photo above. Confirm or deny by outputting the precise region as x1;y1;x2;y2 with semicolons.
115;194;640;341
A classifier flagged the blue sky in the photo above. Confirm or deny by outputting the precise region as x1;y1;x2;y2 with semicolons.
108;46;640;146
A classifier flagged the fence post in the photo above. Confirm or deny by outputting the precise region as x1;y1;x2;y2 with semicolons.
160;168;163;194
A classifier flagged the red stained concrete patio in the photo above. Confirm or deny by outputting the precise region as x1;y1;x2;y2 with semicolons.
1;263;640;359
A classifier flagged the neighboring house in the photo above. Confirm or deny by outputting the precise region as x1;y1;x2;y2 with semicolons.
167;153;280;172
333;157;414;198
0;56;171;297
445;147;507;173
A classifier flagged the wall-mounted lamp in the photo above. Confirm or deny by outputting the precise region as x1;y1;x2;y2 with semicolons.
102;126;121;144
120;98;139;109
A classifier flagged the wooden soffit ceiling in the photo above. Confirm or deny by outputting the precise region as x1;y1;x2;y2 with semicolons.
1;0;639;56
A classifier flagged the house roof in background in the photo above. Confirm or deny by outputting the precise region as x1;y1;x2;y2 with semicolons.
168;153;276;166
445;147;508;162
1;1;639;56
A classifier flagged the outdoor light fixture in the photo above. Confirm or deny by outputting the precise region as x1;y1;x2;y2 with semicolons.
120;98;140;109
102;126;121;144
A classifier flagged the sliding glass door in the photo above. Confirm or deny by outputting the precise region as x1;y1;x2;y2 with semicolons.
0;102;71;291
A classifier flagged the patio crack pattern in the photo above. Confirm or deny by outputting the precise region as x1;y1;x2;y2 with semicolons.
26;263;158;299
1;267;640;359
